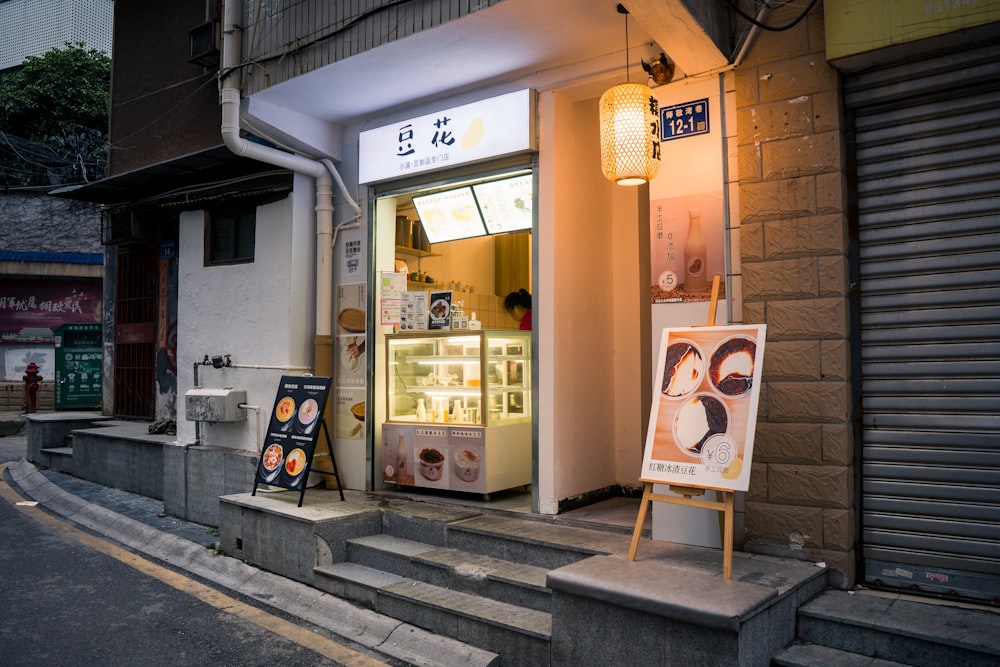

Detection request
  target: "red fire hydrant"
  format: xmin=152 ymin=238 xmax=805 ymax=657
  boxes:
xmin=23 ymin=362 xmax=42 ymax=413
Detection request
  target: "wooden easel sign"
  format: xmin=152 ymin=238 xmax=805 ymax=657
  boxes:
xmin=630 ymin=323 xmax=766 ymax=576
xmin=641 ymin=324 xmax=765 ymax=491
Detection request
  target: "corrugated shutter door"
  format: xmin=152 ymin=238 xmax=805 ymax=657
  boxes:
xmin=845 ymin=36 xmax=1000 ymax=602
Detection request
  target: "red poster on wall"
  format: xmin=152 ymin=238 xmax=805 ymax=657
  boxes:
xmin=0 ymin=280 xmax=101 ymax=342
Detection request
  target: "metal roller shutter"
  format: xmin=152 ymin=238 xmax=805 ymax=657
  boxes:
xmin=846 ymin=35 xmax=1000 ymax=602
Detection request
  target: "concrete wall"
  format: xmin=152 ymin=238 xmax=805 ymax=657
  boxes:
xmin=241 ymin=0 xmax=504 ymax=98
xmin=176 ymin=175 xmax=317 ymax=454
xmin=108 ymin=1 xmax=221 ymax=174
xmin=0 ymin=192 xmax=103 ymax=254
xmin=734 ymin=2 xmax=855 ymax=579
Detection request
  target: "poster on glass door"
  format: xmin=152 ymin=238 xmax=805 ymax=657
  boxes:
xmin=640 ymin=325 xmax=765 ymax=492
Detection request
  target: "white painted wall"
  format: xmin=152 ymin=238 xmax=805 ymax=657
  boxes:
xmin=176 ymin=175 xmax=317 ymax=452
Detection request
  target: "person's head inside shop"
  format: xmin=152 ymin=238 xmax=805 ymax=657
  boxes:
xmin=504 ymin=289 xmax=532 ymax=330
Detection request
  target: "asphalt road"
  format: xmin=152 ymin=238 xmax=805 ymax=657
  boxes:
xmin=0 ymin=455 xmax=393 ymax=667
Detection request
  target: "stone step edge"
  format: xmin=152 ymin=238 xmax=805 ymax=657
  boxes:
xmin=449 ymin=513 xmax=625 ymax=556
xmin=773 ymin=642 xmax=912 ymax=667
xmin=798 ymin=591 xmax=1000 ymax=656
xmin=349 ymin=533 xmax=550 ymax=591
xmin=316 ymin=561 xmax=552 ymax=639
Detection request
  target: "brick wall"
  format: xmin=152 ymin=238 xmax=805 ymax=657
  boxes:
xmin=0 ymin=381 xmax=54 ymax=412
xmin=734 ymin=2 xmax=855 ymax=581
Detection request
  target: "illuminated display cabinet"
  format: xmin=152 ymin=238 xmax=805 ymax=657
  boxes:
xmin=382 ymin=330 xmax=531 ymax=494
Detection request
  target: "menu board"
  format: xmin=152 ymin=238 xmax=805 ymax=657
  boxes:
xmin=256 ymin=376 xmax=332 ymax=492
xmin=428 ymin=290 xmax=453 ymax=330
xmin=640 ymin=325 xmax=765 ymax=492
xmin=473 ymin=174 xmax=533 ymax=234
xmin=411 ymin=187 xmax=487 ymax=243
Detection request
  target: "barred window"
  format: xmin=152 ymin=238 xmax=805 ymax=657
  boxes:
xmin=206 ymin=207 xmax=255 ymax=265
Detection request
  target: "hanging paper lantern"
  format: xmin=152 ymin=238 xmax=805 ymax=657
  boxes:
xmin=599 ymin=82 xmax=661 ymax=186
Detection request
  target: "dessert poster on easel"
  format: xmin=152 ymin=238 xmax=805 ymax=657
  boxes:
xmin=640 ymin=325 xmax=765 ymax=492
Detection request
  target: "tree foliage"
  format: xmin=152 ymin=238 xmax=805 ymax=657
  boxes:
xmin=0 ymin=42 xmax=110 ymax=187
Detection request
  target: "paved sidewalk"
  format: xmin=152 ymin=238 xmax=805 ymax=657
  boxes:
xmin=0 ymin=436 xmax=500 ymax=666
xmin=35 ymin=467 xmax=220 ymax=547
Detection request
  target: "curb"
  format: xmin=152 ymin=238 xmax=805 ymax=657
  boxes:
xmin=5 ymin=459 xmax=499 ymax=667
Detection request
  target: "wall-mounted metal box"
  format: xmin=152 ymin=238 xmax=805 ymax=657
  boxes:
xmin=184 ymin=387 xmax=247 ymax=422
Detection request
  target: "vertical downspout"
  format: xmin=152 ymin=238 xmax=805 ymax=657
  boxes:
xmin=220 ymin=0 xmax=333 ymax=342
xmin=220 ymin=0 xmax=341 ymax=481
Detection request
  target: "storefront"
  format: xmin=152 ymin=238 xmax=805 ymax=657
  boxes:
xmin=344 ymin=90 xmax=540 ymax=505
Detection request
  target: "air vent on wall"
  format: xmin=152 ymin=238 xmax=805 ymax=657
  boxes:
xmin=189 ymin=21 xmax=220 ymax=68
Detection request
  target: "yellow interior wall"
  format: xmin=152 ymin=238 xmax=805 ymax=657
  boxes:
xmin=536 ymin=89 xmax=650 ymax=512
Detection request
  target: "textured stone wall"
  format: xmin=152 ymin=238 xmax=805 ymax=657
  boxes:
xmin=0 ymin=192 xmax=102 ymax=254
xmin=734 ymin=3 xmax=855 ymax=581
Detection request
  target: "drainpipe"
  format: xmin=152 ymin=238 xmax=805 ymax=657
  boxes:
xmin=220 ymin=0 xmax=361 ymax=482
xmin=220 ymin=3 xmax=332 ymax=341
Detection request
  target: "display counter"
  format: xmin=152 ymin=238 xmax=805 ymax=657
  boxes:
xmin=382 ymin=330 xmax=531 ymax=494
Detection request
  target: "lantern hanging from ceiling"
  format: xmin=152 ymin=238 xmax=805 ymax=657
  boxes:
xmin=599 ymin=3 xmax=661 ymax=186
xmin=600 ymin=82 xmax=660 ymax=185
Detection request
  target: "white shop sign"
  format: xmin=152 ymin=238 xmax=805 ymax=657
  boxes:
xmin=358 ymin=89 xmax=535 ymax=184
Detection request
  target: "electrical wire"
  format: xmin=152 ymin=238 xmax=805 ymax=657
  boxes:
xmin=238 ymin=0 xmax=418 ymax=70
xmin=724 ymin=0 xmax=820 ymax=32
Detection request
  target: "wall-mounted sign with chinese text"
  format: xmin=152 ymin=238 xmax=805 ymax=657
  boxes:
xmin=358 ymin=89 xmax=536 ymax=184
xmin=0 ymin=279 xmax=101 ymax=343
xmin=640 ymin=325 xmax=765 ymax=492
xmin=660 ymin=98 xmax=710 ymax=142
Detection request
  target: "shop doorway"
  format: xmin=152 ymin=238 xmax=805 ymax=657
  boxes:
xmin=369 ymin=166 xmax=536 ymax=510
xmin=112 ymin=244 xmax=158 ymax=419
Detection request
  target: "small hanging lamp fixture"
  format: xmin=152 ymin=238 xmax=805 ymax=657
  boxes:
xmin=600 ymin=4 xmax=661 ymax=186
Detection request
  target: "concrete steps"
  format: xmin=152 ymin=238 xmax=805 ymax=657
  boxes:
xmin=313 ymin=509 xmax=636 ymax=666
xmin=344 ymin=533 xmax=552 ymax=611
xmin=317 ymin=561 xmax=550 ymax=666
xmin=772 ymin=590 xmax=1000 ymax=667
xmin=446 ymin=513 xmax=631 ymax=568
xmin=311 ymin=503 xmax=828 ymax=666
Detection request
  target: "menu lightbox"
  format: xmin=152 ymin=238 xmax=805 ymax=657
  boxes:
xmin=411 ymin=187 xmax=488 ymax=243
xmin=472 ymin=173 xmax=533 ymax=234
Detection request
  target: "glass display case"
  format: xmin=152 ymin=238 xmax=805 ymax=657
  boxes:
xmin=385 ymin=330 xmax=531 ymax=426
xmin=382 ymin=330 xmax=531 ymax=494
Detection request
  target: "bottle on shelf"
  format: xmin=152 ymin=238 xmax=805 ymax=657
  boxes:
xmin=415 ymin=398 xmax=427 ymax=421
xmin=684 ymin=209 xmax=709 ymax=292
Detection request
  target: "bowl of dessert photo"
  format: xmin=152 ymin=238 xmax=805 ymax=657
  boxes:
xmin=418 ymin=447 xmax=445 ymax=481
xmin=260 ymin=443 xmax=283 ymax=482
xmin=284 ymin=448 xmax=307 ymax=478
xmin=709 ymin=334 xmax=757 ymax=399
xmin=452 ymin=448 xmax=481 ymax=483
xmin=297 ymin=398 xmax=320 ymax=434
xmin=661 ymin=338 xmax=705 ymax=399
xmin=672 ymin=392 xmax=730 ymax=457
xmin=274 ymin=396 xmax=296 ymax=427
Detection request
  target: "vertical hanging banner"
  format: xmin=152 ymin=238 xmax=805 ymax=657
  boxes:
xmin=640 ymin=325 xmax=765 ymax=492
xmin=256 ymin=376 xmax=332 ymax=492
xmin=649 ymin=78 xmax=725 ymax=304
